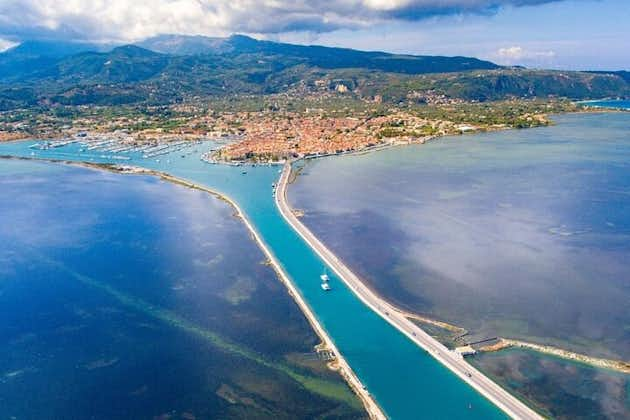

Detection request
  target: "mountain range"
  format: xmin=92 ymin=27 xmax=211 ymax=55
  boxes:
xmin=0 ymin=34 xmax=628 ymax=109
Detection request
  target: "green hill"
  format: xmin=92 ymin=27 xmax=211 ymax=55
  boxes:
xmin=0 ymin=35 xmax=628 ymax=109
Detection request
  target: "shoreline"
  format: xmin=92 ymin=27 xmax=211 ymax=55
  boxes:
xmin=1 ymin=106 xmax=622 ymax=167
xmin=0 ymin=156 xmax=385 ymax=420
xmin=276 ymin=162 xmax=543 ymax=420
xmin=205 ymin=106 xmax=627 ymax=166
xmin=407 ymin=312 xmax=630 ymax=375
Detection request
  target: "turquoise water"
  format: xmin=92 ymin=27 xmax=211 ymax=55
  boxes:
xmin=0 ymin=143 xmax=505 ymax=418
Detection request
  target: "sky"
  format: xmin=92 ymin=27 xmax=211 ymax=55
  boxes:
xmin=0 ymin=0 xmax=628 ymax=70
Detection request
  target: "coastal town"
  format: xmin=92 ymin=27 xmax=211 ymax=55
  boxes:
xmin=0 ymin=96 xmax=574 ymax=164
xmin=1 ymin=2 xmax=629 ymax=415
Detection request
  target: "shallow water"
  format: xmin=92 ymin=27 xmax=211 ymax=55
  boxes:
xmin=0 ymin=159 xmax=363 ymax=419
xmin=0 ymin=142 xmax=506 ymax=417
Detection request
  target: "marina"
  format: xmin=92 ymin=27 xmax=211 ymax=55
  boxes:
xmin=27 ymin=132 xmax=240 ymax=163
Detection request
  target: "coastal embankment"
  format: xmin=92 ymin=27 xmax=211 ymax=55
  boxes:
xmin=276 ymin=162 xmax=543 ymax=420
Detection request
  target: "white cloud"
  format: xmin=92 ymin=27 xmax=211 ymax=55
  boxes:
xmin=0 ymin=0 xmax=562 ymax=42
xmin=495 ymin=45 xmax=556 ymax=65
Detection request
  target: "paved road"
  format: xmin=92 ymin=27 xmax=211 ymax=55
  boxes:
xmin=276 ymin=163 xmax=542 ymax=420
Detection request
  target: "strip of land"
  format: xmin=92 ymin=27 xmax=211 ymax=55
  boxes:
xmin=478 ymin=339 xmax=630 ymax=374
xmin=399 ymin=310 xmax=467 ymax=334
xmin=276 ymin=162 xmax=543 ymax=420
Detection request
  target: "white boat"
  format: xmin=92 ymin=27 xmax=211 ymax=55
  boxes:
xmin=321 ymin=282 xmax=331 ymax=291
xmin=320 ymin=274 xmax=329 ymax=282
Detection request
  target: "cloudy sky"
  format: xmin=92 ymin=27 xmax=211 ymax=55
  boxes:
xmin=0 ymin=0 xmax=628 ymax=69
